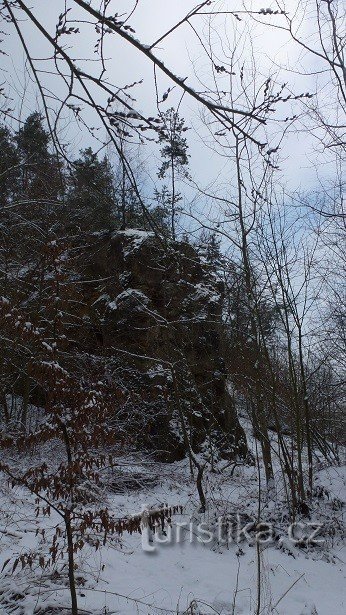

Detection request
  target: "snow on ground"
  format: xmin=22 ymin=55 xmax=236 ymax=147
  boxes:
xmin=0 ymin=425 xmax=345 ymax=614
xmin=77 ymin=459 xmax=345 ymax=615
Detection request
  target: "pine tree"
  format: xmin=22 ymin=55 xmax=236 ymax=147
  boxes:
xmin=0 ymin=125 xmax=19 ymax=206
xmin=158 ymin=108 xmax=190 ymax=240
xmin=0 ymin=126 xmax=20 ymax=305
xmin=68 ymin=147 xmax=115 ymax=233
xmin=15 ymin=112 xmax=62 ymax=201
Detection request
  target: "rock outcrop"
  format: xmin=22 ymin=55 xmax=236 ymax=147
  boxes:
xmin=79 ymin=229 xmax=247 ymax=461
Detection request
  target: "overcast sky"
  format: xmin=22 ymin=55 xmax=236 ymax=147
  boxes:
xmin=1 ymin=0 xmax=339 ymax=222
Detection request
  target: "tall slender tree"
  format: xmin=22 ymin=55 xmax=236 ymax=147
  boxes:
xmin=158 ymin=108 xmax=190 ymax=241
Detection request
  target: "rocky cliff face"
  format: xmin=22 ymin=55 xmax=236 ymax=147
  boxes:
xmin=79 ymin=229 xmax=247 ymax=461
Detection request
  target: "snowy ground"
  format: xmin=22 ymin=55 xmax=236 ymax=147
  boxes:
xmin=0 ymin=424 xmax=345 ymax=614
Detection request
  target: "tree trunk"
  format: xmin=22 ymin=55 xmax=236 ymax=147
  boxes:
xmin=65 ymin=511 xmax=78 ymax=615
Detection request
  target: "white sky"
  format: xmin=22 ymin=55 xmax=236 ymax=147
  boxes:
xmin=0 ymin=0 xmax=341 ymax=212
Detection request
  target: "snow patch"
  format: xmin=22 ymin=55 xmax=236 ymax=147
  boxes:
xmin=115 ymin=229 xmax=155 ymax=256
xmin=108 ymin=288 xmax=150 ymax=311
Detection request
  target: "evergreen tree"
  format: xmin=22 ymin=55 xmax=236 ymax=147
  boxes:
xmin=68 ymin=147 xmax=115 ymax=232
xmin=15 ymin=112 xmax=62 ymax=201
xmin=197 ymin=230 xmax=224 ymax=268
xmin=150 ymin=186 xmax=173 ymax=236
xmin=0 ymin=125 xmax=19 ymax=206
xmin=113 ymin=167 xmax=145 ymax=231
xmin=158 ymin=108 xmax=190 ymax=240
